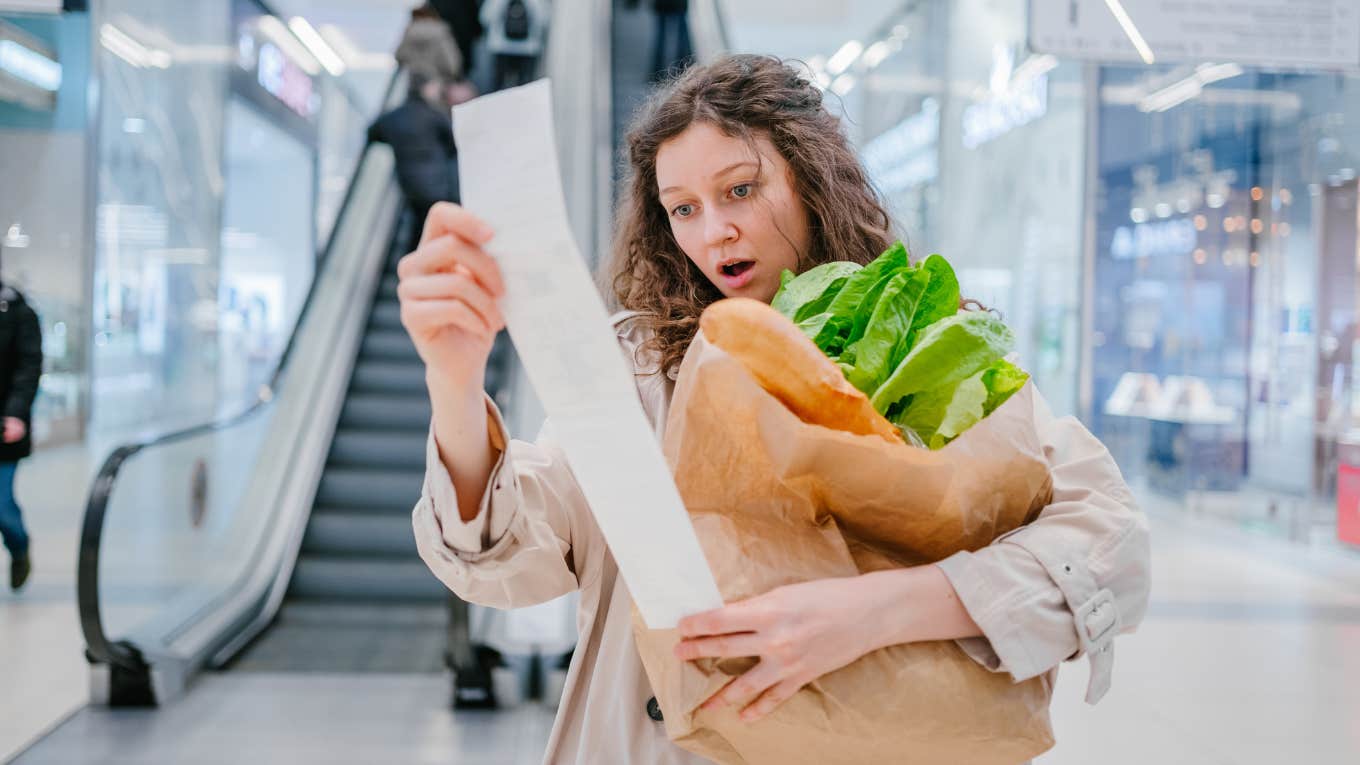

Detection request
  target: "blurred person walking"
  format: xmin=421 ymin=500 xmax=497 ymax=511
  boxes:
xmin=648 ymin=0 xmax=693 ymax=81
xmin=0 ymin=272 xmax=41 ymax=593
xmin=368 ymin=72 xmax=461 ymax=254
xmin=430 ymin=0 xmax=485 ymax=80
xmin=396 ymin=3 xmax=465 ymax=85
xmin=480 ymin=0 xmax=548 ymax=90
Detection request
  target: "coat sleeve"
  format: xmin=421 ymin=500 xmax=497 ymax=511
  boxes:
xmin=412 ymin=393 xmax=604 ymax=610
xmin=5 ymin=304 xmax=42 ymax=421
xmin=934 ymin=389 xmax=1151 ymax=704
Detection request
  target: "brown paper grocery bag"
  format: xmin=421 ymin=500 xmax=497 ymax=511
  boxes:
xmin=632 ymin=319 xmax=1057 ymax=764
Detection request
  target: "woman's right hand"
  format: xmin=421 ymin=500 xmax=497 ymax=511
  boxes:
xmin=398 ymin=202 xmax=507 ymax=390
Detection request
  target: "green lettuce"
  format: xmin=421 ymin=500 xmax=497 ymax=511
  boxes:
xmin=772 ymin=261 xmax=861 ymax=322
xmin=765 ymin=243 xmax=1028 ymax=449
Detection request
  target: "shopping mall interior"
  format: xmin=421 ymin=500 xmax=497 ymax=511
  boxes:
xmin=1 ymin=0 xmax=1358 ymax=762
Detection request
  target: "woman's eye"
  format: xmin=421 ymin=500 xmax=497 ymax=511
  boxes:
xmin=731 ymin=183 xmax=752 ymax=199
xmin=673 ymin=204 xmax=695 ymax=218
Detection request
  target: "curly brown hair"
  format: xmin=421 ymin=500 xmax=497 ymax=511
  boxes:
xmin=605 ymin=54 xmax=897 ymax=377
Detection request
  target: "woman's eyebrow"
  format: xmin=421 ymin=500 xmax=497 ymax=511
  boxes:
xmin=660 ymin=161 xmax=760 ymax=196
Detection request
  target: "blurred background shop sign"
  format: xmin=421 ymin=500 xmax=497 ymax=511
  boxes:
xmin=1029 ymin=0 xmax=1360 ymax=69
xmin=235 ymin=14 xmax=319 ymax=121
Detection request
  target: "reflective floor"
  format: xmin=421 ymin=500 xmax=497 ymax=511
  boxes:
xmin=5 ymin=458 xmax=1360 ymax=763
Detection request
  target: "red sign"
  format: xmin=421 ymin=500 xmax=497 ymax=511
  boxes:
xmin=1337 ymin=463 xmax=1360 ymax=546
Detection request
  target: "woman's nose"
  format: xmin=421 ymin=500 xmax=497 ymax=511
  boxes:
xmin=703 ymin=210 xmax=738 ymax=248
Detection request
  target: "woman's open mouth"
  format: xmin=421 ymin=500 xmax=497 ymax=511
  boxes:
xmin=718 ymin=260 xmax=757 ymax=289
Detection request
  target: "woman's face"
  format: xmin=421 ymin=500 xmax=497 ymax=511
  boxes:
xmin=656 ymin=122 xmax=812 ymax=304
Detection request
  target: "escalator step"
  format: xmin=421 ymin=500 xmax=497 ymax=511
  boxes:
xmin=360 ymin=330 xmax=422 ymax=363
xmin=340 ymin=393 xmax=432 ymax=430
xmin=350 ymin=360 xmax=429 ymax=395
xmin=303 ymin=513 xmax=419 ymax=557
xmin=315 ymin=467 xmax=425 ymax=512
xmin=288 ymin=556 xmax=448 ymax=602
xmin=330 ymin=428 xmax=427 ymax=469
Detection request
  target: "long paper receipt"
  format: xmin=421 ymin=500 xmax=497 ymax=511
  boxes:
xmin=453 ymin=80 xmax=723 ymax=628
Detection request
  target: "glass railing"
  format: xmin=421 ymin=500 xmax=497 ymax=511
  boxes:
xmin=78 ymin=71 xmax=407 ymax=705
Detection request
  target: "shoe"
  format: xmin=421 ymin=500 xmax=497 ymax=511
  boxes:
xmin=10 ymin=553 xmax=30 ymax=591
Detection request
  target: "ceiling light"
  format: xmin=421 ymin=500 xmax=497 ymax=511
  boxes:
xmin=861 ymin=40 xmax=894 ymax=69
xmin=256 ymin=15 xmax=320 ymax=76
xmin=827 ymin=40 xmax=864 ymax=75
xmin=288 ymin=17 xmax=344 ymax=77
xmin=830 ymin=73 xmax=856 ymax=96
xmin=0 ymin=39 xmax=61 ymax=91
xmin=1103 ymin=0 xmax=1155 ymax=64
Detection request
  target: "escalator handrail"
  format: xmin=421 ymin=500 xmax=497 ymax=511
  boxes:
xmin=79 ymin=69 xmax=406 ymax=672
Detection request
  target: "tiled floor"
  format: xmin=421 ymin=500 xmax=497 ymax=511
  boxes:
xmin=0 ymin=440 xmax=100 ymax=763
xmin=12 ymin=674 xmax=557 ymax=765
xmin=7 ymin=458 xmax=1360 ymax=763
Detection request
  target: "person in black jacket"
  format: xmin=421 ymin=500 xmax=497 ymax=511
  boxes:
xmin=429 ymin=0 xmax=484 ymax=79
xmin=0 ymin=279 xmax=41 ymax=592
xmin=638 ymin=0 xmax=692 ymax=81
xmin=368 ymin=72 xmax=461 ymax=254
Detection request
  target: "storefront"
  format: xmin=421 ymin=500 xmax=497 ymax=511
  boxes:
xmin=741 ymin=0 xmax=1360 ymax=549
xmin=87 ymin=0 xmax=368 ymax=434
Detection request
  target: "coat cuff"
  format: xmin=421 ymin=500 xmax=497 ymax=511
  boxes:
xmin=935 ymin=550 xmax=1047 ymax=681
xmin=423 ymin=392 xmax=517 ymax=557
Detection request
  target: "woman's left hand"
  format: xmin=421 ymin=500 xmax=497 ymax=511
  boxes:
xmin=674 ymin=576 xmax=888 ymax=723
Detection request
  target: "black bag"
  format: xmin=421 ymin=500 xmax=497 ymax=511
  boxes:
xmin=503 ymin=0 xmax=530 ymax=40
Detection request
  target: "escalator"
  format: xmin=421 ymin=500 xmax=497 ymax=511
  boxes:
xmin=34 ymin=1 xmax=723 ymax=760
xmin=230 ymin=241 xmax=458 ymax=674
xmin=70 ymin=68 xmax=477 ymax=706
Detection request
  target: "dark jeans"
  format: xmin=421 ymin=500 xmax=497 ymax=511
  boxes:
xmin=494 ymin=53 xmax=538 ymax=90
xmin=652 ymin=11 xmax=693 ymax=80
xmin=0 ymin=461 xmax=28 ymax=558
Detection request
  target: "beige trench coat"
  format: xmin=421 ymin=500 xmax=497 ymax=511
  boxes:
xmin=413 ymin=313 xmax=1152 ymax=765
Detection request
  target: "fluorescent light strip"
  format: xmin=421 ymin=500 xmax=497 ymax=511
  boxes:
xmin=0 ymin=39 xmax=62 ymax=91
xmin=289 ymin=16 xmax=345 ymax=77
xmin=1011 ymin=53 xmax=1058 ymax=85
xmin=100 ymin=24 xmax=149 ymax=68
xmin=1103 ymin=0 xmax=1155 ymax=64
xmin=100 ymin=24 xmax=171 ymax=69
xmin=1138 ymin=62 xmax=1246 ymax=112
xmin=256 ymin=15 xmax=321 ymax=76
xmin=861 ymin=40 xmax=894 ymax=69
xmin=318 ymin=25 xmax=394 ymax=71
xmin=827 ymin=40 xmax=863 ymax=75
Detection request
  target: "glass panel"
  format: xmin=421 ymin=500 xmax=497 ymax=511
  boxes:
xmin=218 ymin=97 xmax=317 ymax=410
xmin=97 ymin=411 xmax=275 ymax=642
xmin=90 ymin=1 xmax=233 ymax=435
xmin=0 ymin=13 xmax=92 ymax=446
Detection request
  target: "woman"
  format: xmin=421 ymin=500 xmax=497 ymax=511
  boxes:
xmin=395 ymin=4 xmax=464 ymax=86
xmin=403 ymin=55 xmax=1150 ymax=763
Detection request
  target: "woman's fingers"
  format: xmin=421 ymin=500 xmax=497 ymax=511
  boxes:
xmin=398 ymin=234 xmax=506 ymax=297
xmin=401 ymin=299 xmax=494 ymax=338
xmin=673 ymin=632 xmax=763 ymax=662
xmin=399 ymin=270 xmax=505 ymax=331
xmin=739 ymin=677 xmax=806 ymax=722
xmin=700 ymin=659 xmax=782 ymax=712
xmin=677 ymin=599 xmax=766 ymax=639
xmin=419 ymin=201 xmax=493 ymax=248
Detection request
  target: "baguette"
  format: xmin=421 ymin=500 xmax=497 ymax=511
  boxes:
xmin=699 ymin=298 xmax=903 ymax=444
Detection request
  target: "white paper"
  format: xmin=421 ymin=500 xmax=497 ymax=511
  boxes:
xmin=453 ymin=80 xmax=723 ymax=628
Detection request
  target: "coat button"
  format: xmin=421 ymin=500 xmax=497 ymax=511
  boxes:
xmin=646 ymin=696 xmax=664 ymax=722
